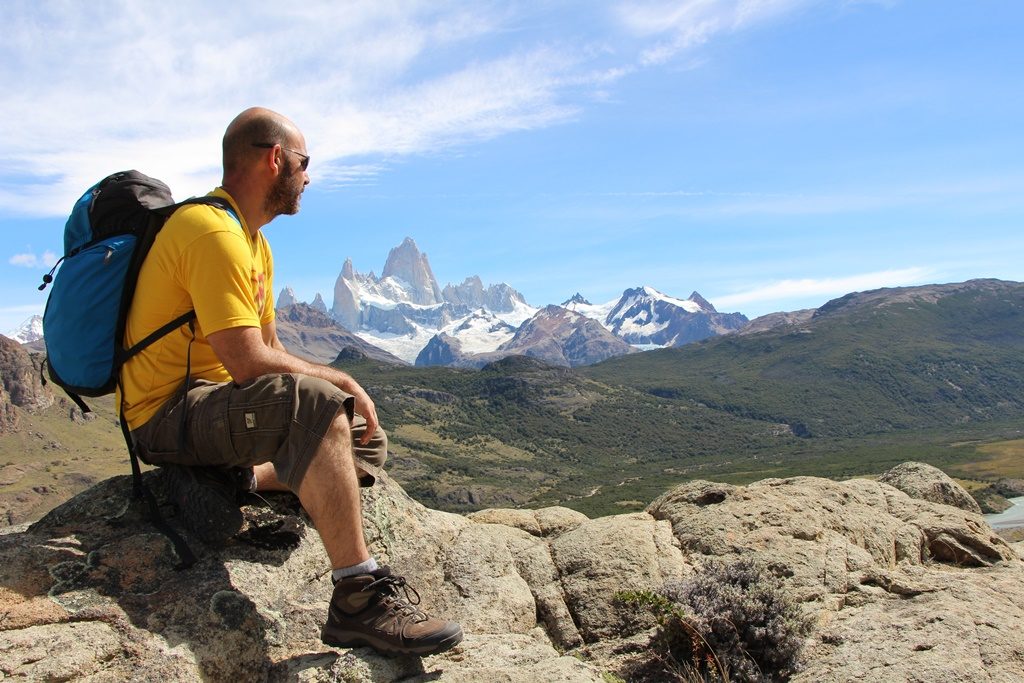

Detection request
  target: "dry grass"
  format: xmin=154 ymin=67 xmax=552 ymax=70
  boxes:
xmin=956 ymin=439 xmax=1024 ymax=480
xmin=391 ymin=423 xmax=536 ymax=463
xmin=0 ymin=395 xmax=136 ymax=523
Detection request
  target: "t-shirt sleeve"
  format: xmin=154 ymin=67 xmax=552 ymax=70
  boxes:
xmin=180 ymin=230 xmax=262 ymax=336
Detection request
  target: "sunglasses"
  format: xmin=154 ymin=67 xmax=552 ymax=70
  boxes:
xmin=252 ymin=142 xmax=310 ymax=171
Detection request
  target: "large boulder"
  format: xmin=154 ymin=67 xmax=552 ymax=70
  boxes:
xmin=878 ymin=461 xmax=982 ymax=513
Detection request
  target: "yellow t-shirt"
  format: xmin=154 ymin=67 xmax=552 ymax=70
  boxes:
xmin=120 ymin=188 xmax=274 ymax=429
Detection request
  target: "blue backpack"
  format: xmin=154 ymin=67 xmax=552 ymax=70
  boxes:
xmin=41 ymin=170 xmax=233 ymax=407
xmin=40 ymin=170 xmax=236 ymax=568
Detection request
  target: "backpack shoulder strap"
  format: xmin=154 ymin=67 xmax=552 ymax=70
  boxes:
xmin=155 ymin=195 xmax=240 ymax=224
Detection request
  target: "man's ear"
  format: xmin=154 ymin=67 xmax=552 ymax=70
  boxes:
xmin=258 ymin=144 xmax=283 ymax=176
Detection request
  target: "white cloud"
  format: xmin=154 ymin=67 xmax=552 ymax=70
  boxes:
xmin=0 ymin=0 xmax=822 ymax=218
xmin=615 ymin=0 xmax=814 ymax=65
xmin=711 ymin=267 xmax=935 ymax=310
xmin=9 ymin=250 xmax=58 ymax=269
xmin=0 ymin=2 xmax=608 ymax=217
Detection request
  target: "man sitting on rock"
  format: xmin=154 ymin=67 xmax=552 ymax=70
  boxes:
xmin=120 ymin=106 xmax=463 ymax=657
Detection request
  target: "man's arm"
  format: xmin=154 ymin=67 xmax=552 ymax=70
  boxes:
xmin=207 ymin=324 xmax=378 ymax=444
xmin=261 ymin=318 xmax=288 ymax=352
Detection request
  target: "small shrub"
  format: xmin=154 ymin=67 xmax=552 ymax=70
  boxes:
xmin=618 ymin=557 xmax=812 ymax=683
xmin=618 ymin=589 xmax=729 ymax=682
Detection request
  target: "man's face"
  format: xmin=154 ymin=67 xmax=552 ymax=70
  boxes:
xmin=265 ymin=148 xmax=308 ymax=217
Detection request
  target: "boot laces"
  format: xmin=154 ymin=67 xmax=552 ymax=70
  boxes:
xmin=364 ymin=575 xmax=428 ymax=622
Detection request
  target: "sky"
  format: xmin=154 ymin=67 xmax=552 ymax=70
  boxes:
xmin=2 ymin=0 xmax=1022 ymax=335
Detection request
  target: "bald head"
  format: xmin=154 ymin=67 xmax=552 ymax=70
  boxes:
xmin=219 ymin=107 xmax=310 ymax=232
xmin=222 ymin=107 xmax=302 ymax=178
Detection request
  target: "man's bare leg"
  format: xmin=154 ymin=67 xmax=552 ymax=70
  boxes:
xmin=312 ymin=411 xmax=464 ymax=655
xmin=293 ymin=412 xmax=370 ymax=569
xmin=254 ymin=462 xmax=368 ymax=493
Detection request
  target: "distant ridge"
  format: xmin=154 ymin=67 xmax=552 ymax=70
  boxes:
xmin=584 ymin=278 xmax=1024 ymax=438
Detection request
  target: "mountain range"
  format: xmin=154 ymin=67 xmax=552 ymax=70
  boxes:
xmin=8 ymin=238 xmax=754 ymax=367
xmin=275 ymin=237 xmax=749 ymax=366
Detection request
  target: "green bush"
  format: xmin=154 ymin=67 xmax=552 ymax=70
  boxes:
xmin=619 ymin=557 xmax=812 ymax=683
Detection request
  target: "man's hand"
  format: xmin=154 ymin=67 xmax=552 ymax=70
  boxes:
xmin=349 ymin=387 xmax=379 ymax=445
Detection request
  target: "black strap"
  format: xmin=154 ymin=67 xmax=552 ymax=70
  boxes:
xmin=41 ymin=358 xmax=91 ymax=413
xmin=154 ymin=195 xmax=236 ymax=219
xmin=118 ymin=380 xmax=196 ymax=570
xmin=178 ymin=320 xmax=196 ymax=450
xmin=119 ymin=310 xmax=196 ymax=364
xmin=109 ymin=195 xmax=236 ymax=571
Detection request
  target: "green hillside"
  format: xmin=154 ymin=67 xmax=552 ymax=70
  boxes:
xmin=344 ymin=280 xmax=1024 ymax=516
xmin=583 ymin=279 xmax=1024 ymax=438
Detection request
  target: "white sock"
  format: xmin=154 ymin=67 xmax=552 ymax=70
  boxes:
xmin=332 ymin=557 xmax=379 ymax=582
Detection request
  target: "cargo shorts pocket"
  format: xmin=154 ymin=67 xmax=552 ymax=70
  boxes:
xmin=222 ymin=374 xmax=297 ymax=465
xmin=134 ymin=380 xmax=239 ymax=467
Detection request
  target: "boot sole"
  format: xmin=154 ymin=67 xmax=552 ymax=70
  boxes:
xmin=321 ymin=624 xmax=463 ymax=657
xmin=163 ymin=465 xmax=243 ymax=544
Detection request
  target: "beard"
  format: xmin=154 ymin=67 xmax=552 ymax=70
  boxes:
xmin=264 ymin=161 xmax=303 ymax=217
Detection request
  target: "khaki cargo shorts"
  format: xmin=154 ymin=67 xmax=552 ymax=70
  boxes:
xmin=131 ymin=373 xmax=386 ymax=490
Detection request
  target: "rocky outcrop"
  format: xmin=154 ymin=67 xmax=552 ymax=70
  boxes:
xmin=739 ymin=308 xmax=816 ymax=335
xmin=0 ymin=335 xmax=55 ymax=432
xmin=415 ymin=333 xmax=464 ymax=367
xmin=0 ymin=463 xmax=1021 ymax=681
xmin=277 ymin=286 xmax=297 ymax=309
xmin=310 ymin=293 xmax=328 ymax=315
xmin=380 ymin=237 xmax=444 ymax=306
xmin=7 ymin=316 xmax=44 ymax=345
xmin=331 ymin=259 xmax=362 ymax=330
xmin=443 ymin=277 xmax=526 ymax=313
xmin=417 ymin=306 xmax=637 ymax=369
xmin=878 ymin=461 xmax=982 ymax=513
xmin=647 ymin=475 xmax=1022 ymax=682
xmin=603 ymin=286 xmax=748 ymax=347
xmin=561 ymin=293 xmax=591 ymax=307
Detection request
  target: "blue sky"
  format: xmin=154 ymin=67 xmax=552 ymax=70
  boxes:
xmin=2 ymin=0 xmax=1022 ymax=334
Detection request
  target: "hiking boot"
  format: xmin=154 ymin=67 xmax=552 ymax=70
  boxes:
xmin=162 ymin=464 xmax=251 ymax=544
xmin=321 ymin=566 xmax=464 ymax=657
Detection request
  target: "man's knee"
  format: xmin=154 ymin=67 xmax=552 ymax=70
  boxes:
xmin=274 ymin=374 xmax=355 ymax=490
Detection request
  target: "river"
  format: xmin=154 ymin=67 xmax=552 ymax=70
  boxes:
xmin=984 ymin=496 xmax=1024 ymax=530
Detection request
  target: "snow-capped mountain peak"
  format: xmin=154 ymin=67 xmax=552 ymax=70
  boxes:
xmin=567 ymin=285 xmax=747 ymax=348
xmin=562 ymin=293 xmax=591 ymax=307
xmin=8 ymin=315 xmax=43 ymax=344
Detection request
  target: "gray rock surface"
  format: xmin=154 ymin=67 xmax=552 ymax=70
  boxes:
xmin=878 ymin=461 xmax=982 ymax=513
xmin=380 ymin=237 xmax=444 ymax=306
xmin=497 ymin=305 xmax=637 ymax=367
xmin=277 ymin=286 xmax=297 ymax=308
xmin=442 ymin=277 xmax=526 ymax=313
xmin=0 ymin=462 xmax=1021 ymax=682
xmin=603 ymin=286 xmax=748 ymax=347
xmin=739 ymin=308 xmax=816 ymax=335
